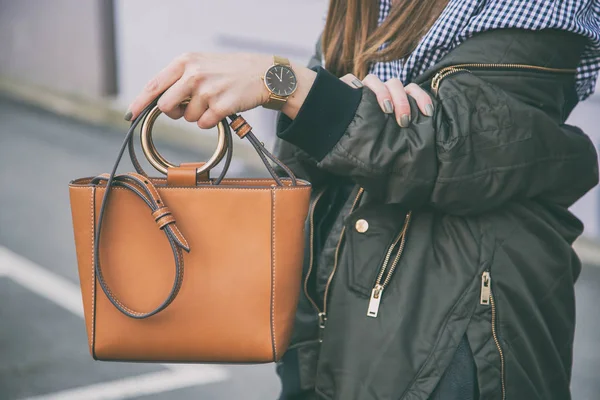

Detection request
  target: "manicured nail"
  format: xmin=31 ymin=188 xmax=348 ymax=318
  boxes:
xmin=352 ymin=79 xmax=364 ymax=88
xmin=425 ymin=103 xmax=434 ymax=117
xmin=400 ymin=114 xmax=410 ymax=127
xmin=124 ymin=110 xmax=133 ymax=121
xmin=383 ymin=99 xmax=394 ymax=114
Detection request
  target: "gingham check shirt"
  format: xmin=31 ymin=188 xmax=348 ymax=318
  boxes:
xmin=370 ymin=0 xmax=600 ymax=100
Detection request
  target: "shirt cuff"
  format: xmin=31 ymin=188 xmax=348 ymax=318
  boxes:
xmin=276 ymin=67 xmax=363 ymax=161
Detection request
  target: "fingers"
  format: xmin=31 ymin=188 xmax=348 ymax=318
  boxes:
xmin=384 ymin=78 xmax=411 ymax=127
xmin=156 ymin=78 xmax=191 ymax=120
xmin=197 ymin=107 xmax=222 ymax=130
xmin=363 ymin=74 xmax=394 ymax=115
xmin=197 ymin=98 xmax=231 ymax=129
xmin=126 ymin=55 xmax=188 ymax=120
xmin=182 ymin=92 xmax=208 ymax=123
xmin=340 ymin=73 xmax=364 ymax=89
xmin=405 ymin=83 xmax=434 ymax=117
xmin=362 ymin=75 xmax=434 ymax=127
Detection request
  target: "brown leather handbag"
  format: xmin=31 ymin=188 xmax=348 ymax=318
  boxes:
xmin=68 ymin=98 xmax=311 ymax=363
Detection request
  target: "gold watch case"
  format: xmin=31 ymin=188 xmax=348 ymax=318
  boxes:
xmin=262 ymin=56 xmax=297 ymax=110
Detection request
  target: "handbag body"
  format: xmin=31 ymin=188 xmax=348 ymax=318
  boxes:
xmin=69 ymin=100 xmax=311 ymax=363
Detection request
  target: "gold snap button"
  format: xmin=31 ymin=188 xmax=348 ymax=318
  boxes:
xmin=355 ymin=219 xmax=369 ymax=233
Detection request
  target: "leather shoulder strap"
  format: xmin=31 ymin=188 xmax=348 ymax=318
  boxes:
xmin=91 ymin=172 xmax=189 ymax=319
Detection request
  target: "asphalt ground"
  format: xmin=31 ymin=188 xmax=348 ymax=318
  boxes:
xmin=0 ymin=94 xmax=599 ymax=399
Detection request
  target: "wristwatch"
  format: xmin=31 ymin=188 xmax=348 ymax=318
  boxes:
xmin=262 ymin=56 xmax=297 ymax=110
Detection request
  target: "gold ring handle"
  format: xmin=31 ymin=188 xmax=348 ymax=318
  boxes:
xmin=140 ymin=100 xmax=227 ymax=175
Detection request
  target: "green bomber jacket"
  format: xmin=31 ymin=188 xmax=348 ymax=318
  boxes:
xmin=273 ymin=28 xmax=599 ymax=400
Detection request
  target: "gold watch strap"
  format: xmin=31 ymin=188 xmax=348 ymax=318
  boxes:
xmin=263 ymin=56 xmax=292 ymax=111
xmin=263 ymin=95 xmax=287 ymax=110
xmin=273 ymin=55 xmax=290 ymax=66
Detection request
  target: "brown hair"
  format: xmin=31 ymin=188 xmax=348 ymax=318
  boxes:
xmin=322 ymin=0 xmax=450 ymax=79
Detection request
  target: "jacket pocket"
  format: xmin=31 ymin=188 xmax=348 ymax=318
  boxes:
xmin=345 ymin=203 xmax=408 ymax=298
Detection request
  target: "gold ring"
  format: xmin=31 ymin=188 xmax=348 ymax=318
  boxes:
xmin=140 ymin=100 xmax=227 ymax=175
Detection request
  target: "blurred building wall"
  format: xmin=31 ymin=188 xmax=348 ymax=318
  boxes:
xmin=113 ymin=0 xmax=328 ymax=148
xmin=0 ymin=0 xmax=117 ymax=97
xmin=114 ymin=0 xmax=327 ymax=105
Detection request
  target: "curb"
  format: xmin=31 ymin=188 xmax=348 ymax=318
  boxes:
xmin=0 ymin=75 xmax=264 ymax=169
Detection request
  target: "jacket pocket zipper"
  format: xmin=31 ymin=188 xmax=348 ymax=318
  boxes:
xmin=302 ymin=187 xmax=327 ymax=324
xmin=481 ymin=271 xmax=506 ymax=400
xmin=367 ymin=211 xmax=412 ymax=318
xmin=431 ymin=63 xmax=577 ymax=95
xmin=304 ymin=187 xmax=365 ymax=339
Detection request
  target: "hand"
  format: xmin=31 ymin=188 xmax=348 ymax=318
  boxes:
xmin=126 ymin=52 xmax=316 ymax=128
xmin=126 ymin=53 xmax=271 ymax=128
xmin=340 ymin=74 xmax=434 ymax=127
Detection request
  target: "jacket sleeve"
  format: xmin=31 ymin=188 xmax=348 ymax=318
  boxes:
xmin=277 ymin=68 xmax=599 ymax=215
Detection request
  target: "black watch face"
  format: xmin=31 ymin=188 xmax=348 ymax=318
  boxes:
xmin=265 ymin=65 xmax=297 ymax=96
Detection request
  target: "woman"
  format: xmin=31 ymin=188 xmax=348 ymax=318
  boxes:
xmin=126 ymin=0 xmax=600 ymax=398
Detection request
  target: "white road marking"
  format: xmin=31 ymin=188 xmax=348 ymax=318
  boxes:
xmin=0 ymin=258 xmax=9 ymax=276
xmin=21 ymin=367 xmax=227 ymax=400
xmin=0 ymin=247 xmax=85 ymax=317
xmin=0 ymin=246 xmax=229 ymax=400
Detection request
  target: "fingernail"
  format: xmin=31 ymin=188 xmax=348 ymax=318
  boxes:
xmin=383 ymin=99 xmax=394 ymax=114
xmin=124 ymin=110 xmax=133 ymax=121
xmin=352 ymin=79 xmax=364 ymax=88
xmin=400 ymin=114 xmax=410 ymax=127
xmin=425 ymin=103 xmax=434 ymax=117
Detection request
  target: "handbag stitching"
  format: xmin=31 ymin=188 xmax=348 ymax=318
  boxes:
xmin=130 ymin=178 xmax=311 ymax=187
xmin=90 ymin=186 xmax=96 ymax=354
xmin=270 ymin=188 xmax=278 ymax=361
xmin=152 ymin=178 xmax=303 ymax=183
xmin=69 ymin=185 xmax=311 ymax=192
xmin=168 ymin=225 xmax=189 ymax=250
xmin=175 ymin=247 xmax=185 ymax=304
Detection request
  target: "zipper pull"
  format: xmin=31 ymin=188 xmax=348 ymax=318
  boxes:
xmin=318 ymin=312 xmax=327 ymax=329
xmin=318 ymin=312 xmax=327 ymax=341
xmin=367 ymin=284 xmax=384 ymax=318
xmin=480 ymin=272 xmax=491 ymax=305
xmin=431 ymin=72 xmax=442 ymax=95
xmin=431 ymin=67 xmax=470 ymax=95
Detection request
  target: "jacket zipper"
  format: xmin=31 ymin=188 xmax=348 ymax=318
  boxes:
xmin=428 ymin=63 xmax=570 ymax=398
xmin=431 ymin=63 xmax=576 ymax=95
xmin=303 ymin=188 xmax=327 ymax=320
xmin=367 ymin=211 xmax=412 ymax=318
xmin=304 ymin=187 xmax=365 ymax=339
xmin=481 ymin=271 xmax=506 ymax=400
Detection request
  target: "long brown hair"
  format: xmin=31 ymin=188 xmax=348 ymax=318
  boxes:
xmin=322 ymin=0 xmax=450 ymax=78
